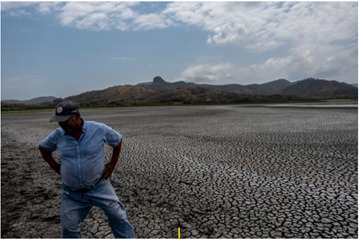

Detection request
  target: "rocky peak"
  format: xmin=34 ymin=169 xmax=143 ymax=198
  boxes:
xmin=153 ymin=76 xmax=168 ymax=85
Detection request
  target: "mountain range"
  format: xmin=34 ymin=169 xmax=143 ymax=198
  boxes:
xmin=65 ymin=77 xmax=358 ymax=106
xmin=2 ymin=77 xmax=358 ymax=107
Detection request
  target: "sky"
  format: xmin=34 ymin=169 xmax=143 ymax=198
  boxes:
xmin=1 ymin=1 xmax=358 ymax=100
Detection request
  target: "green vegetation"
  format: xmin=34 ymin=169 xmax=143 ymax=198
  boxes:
xmin=1 ymin=104 xmax=52 ymax=112
xmin=2 ymin=96 xmax=356 ymax=112
xmin=323 ymin=99 xmax=358 ymax=104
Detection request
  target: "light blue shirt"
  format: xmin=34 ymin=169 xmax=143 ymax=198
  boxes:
xmin=40 ymin=120 xmax=122 ymax=190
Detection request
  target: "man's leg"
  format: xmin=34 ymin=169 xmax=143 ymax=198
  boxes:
xmin=87 ymin=179 xmax=135 ymax=238
xmin=61 ymin=185 xmax=92 ymax=238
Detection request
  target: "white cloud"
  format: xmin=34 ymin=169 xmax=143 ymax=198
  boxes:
xmin=1 ymin=2 xmax=36 ymax=11
xmin=1 ymin=2 xmax=35 ymax=17
xmin=175 ymin=63 xmax=237 ymax=84
xmin=38 ymin=2 xmax=62 ymax=14
xmin=164 ymin=2 xmax=358 ymax=52
xmin=56 ymin=2 xmax=139 ymax=30
xmin=55 ymin=2 xmax=173 ymax=31
xmin=132 ymin=13 xmax=172 ymax=30
xmin=59 ymin=2 xmax=104 ymax=27
xmin=164 ymin=2 xmax=274 ymax=48
xmin=2 ymin=2 xmax=357 ymax=85
xmin=3 ymin=2 xmax=356 ymax=50
xmin=273 ymin=2 xmax=358 ymax=45
xmin=167 ymin=2 xmax=357 ymax=84
xmin=177 ymin=42 xmax=358 ymax=85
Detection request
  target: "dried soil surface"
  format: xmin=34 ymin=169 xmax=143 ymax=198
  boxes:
xmin=1 ymin=105 xmax=357 ymax=238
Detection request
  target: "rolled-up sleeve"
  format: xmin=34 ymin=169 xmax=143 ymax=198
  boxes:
xmin=103 ymin=124 xmax=122 ymax=147
xmin=40 ymin=129 xmax=61 ymax=153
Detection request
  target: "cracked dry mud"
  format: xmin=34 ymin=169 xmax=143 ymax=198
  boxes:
xmin=1 ymin=105 xmax=357 ymax=238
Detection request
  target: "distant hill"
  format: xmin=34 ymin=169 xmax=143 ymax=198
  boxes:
xmin=2 ymin=77 xmax=357 ymax=109
xmin=282 ymin=78 xmax=358 ymax=99
xmin=2 ymin=96 xmax=57 ymax=105
xmin=198 ymin=79 xmax=293 ymax=95
xmin=66 ymin=76 xmax=357 ymax=107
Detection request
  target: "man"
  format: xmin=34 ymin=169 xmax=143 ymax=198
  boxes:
xmin=39 ymin=101 xmax=135 ymax=238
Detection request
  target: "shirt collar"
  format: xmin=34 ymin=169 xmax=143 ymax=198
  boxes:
xmin=82 ymin=119 xmax=87 ymax=132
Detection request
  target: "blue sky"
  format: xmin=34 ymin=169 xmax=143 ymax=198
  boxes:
xmin=1 ymin=1 xmax=358 ymax=100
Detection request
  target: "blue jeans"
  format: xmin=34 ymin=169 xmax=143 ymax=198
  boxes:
xmin=61 ymin=179 xmax=135 ymax=238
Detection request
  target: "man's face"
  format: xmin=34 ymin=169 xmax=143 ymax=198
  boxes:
xmin=58 ymin=115 xmax=81 ymax=134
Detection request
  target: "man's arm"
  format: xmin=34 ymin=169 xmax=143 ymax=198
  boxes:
xmin=101 ymin=140 xmax=122 ymax=179
xmin=39 ymin=145 xmax=61 ymax=174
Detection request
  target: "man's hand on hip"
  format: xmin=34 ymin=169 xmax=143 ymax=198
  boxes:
xmin=101 ymin=162 xmax=116 ymax=179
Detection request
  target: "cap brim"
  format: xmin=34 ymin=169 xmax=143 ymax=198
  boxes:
xmin=49 ymin=115 xmax=72 ymax=122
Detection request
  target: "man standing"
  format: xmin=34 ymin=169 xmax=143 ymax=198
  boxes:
xmin=39 ymin=101 xmax=135 ymax=238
